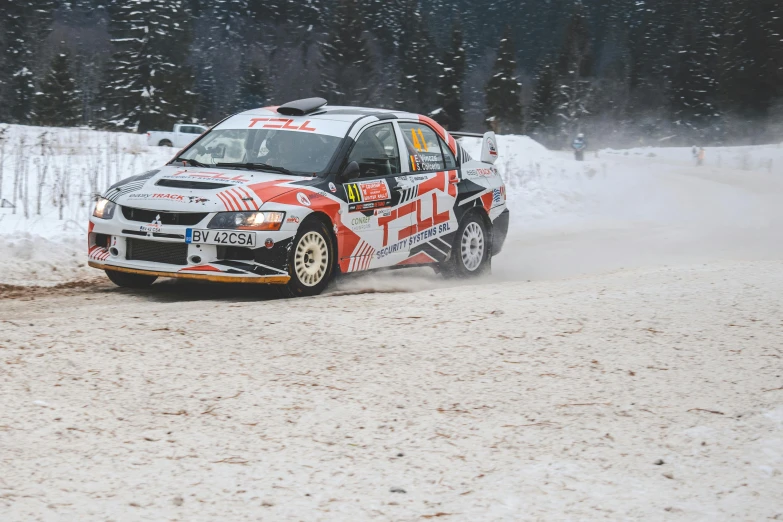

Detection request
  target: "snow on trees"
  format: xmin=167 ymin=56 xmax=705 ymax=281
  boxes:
xmin=433 ymin=21 xmax=466 ymax=131
xmin=484 ymin=27 xmax=523 ymax=134
xmin=317 ymin=0 xmax=375 ymax=106
xmin=98 ymin=0 xmax=196 ymax=133
xmin=34 ymin=53 xmax=81 ymax=127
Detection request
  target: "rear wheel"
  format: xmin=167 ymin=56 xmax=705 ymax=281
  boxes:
xmin=158 ymin=139 xmax=172 ymax=147
xmin=441 ymin=212 xmax=491 ymax=278
xmin=105 ymin=269 xmax=157 ymax=288
xmin=279 ymin=220 xmax=334 ymax=298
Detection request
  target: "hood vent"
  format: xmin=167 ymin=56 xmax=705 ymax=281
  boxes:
xmin=157 ymin=179 xmax=233 ymax=190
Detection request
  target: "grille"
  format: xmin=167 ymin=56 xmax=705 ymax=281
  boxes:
xmin=126 ymin=238 xmax=188 ymax=265
xmin=122 ymin=206 xmax=208 ymax=226
xmin=156 ymin=179 xmax=232 ymax=190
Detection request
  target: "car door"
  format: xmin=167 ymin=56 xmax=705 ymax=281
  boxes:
xmin=338 ymin=121 xmax=412 ymax=271
xmin=391 ymin=121 xmax=460 ymax=265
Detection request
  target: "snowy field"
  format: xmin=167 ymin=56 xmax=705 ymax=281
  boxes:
xmin=1 ymin=125 xmax=783 ymax=520
xmin=0 ymin=125 xmax=172 ymax=285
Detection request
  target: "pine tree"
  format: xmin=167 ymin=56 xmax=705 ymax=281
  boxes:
xmin=98 ymin=0 xmax=197 ymax=132
xmin=190 ymin=0 xmax=252 ymax=122
xmin=553 ymin=2 xmax=594 ymax=144
xmin=669 ymin=0 xmax=723 ymax=142
xmin=433 ymin=20 xmax=466 ymax=130
xmin=318 ymin=0 xmax=374 ymax=106
xmin=34 ymin=53 xmax=82 ymax=127
xmin=396 ymin=0 xmax=438 ymax=113
xmin=0 ymin=0 xmax=56 ymax=124
xmin=529 ymin=61 xmax=558 ymax=144
xmin=719 ymin=0 xmax=783 ymax=141
xmin=484 ymin=27 xmax=523 ymax=134
xmin=237 ymin=62 xmax=269 ymax=111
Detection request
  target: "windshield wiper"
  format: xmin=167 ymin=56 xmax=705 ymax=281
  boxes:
xmin=171 ymin=157 xmax=208 ymax=167
xmin=215 ymin=162 xmax=294 ymax=175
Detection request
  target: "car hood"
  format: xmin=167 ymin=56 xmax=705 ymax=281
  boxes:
xmin=104 ymin=165 xmax=309 ymax=212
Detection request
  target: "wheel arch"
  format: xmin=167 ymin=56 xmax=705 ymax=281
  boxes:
xmin=300 ymin=210 xmax=340 ymax=273
xmin=460 ymin=204 xmax=494 ymax=253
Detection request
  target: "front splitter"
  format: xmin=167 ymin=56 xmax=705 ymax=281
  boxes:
xmin=90 ymin=261 xmax=291 ymax=285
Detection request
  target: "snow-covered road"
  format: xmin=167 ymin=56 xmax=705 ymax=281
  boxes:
xmin=2 ymin=261 xmax=782 ymax=520
xmin=2 ymin=130 xmax=783 ymax=520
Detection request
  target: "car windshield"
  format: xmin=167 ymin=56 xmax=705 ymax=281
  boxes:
xmin=177 ymin=126 xmax=344 ymax=176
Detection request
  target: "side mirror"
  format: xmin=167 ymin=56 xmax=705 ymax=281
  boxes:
xmin=480 ymin=131 xmax=499 ymax=164
xmin=340 ymin=161 xmax=360 ymax=183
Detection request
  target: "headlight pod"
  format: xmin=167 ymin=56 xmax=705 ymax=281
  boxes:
xmin=93 ymin=197 xmax=116 ymax=220
xmin=207 ymin=211 xmax=286 ymax=231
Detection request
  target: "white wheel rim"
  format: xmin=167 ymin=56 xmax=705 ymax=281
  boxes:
xmin=460 ymin=222 xmax=485 ymax=272
xmin=294 ymin=231 xmax=329 ymax=287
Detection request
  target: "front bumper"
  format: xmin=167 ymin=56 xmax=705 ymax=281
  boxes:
xmin=89 ymin=212 xmax=295 ymax=284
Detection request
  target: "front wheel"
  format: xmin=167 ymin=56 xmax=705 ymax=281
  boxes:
xmin=279 ymin=220 xmax=335 ymax=298
xmin=441 ymin=212 xmax=491 ymax=278
xmin=105 ymin=269 xmax=157 ymax=288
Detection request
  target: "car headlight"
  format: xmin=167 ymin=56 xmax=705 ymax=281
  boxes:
xmin=207 ymin=211 xmax=286 ymax=231
xmin=93 ymin=197 xmax=116 ymax=220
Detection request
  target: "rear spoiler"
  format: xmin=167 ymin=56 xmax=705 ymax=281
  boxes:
xmin=449 ymin=132 xmax=484 ymax=139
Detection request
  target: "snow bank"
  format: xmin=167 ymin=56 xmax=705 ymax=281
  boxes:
xmin=0 ymin=234 xmax=95 ymax=286
xmin=0 ymin=124 xmax=172 ymax=285
xmin=460 ymin=135 xmax=599 ymax=224
xmin=1 ymin=124 xmax=782 ymax=286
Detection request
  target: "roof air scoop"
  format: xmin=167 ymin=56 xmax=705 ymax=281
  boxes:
xmin=277 ymin=97 xmax=328 ymax=116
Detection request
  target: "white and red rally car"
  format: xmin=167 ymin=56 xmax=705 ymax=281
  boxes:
xmin=89 ymin=98 xmax=509 ymax=297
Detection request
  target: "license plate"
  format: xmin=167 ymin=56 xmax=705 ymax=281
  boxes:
xmin=186 ymin=229 xmax=256 ymax=247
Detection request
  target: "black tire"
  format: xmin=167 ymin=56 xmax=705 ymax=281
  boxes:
xmin=279 ymin=220 xmax=335 ymax=298
xmin=105 ymin=269 xmax=158 ymax=288
xmin=159 ymin=140 xmax=173 ymax=147
xmin=441 ymin=212 xmax=491 ymax=278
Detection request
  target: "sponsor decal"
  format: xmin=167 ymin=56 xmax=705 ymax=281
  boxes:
xmin=344 ymin=180 xmax=391 ymax=204
xmin=395 ymin=174 xmax=431 ymax=184
xmin=169 ymin=171 xmax=250 ymax=183
xmin=248 ymin=117 xmax=317 ymax=132
xmin=375 ymin=208 xmax=392 ymax=217
xmin=493 ymin=187 xmax=502 ymax=204
xmin=350 ymin=215 xmax=372 ymax=230
xmin=296 ymin=192 xmax=311 ymax=206
xmin=377 ymin=191 xmax=451 ymax=246
xmin=328 ymin=182 xmax=337 ymax=193
xmin=487 ymin=137 xmax=498 ymax=157
xmin=286 ymin=216 xmax=300 ymax=224
xmin=349 ymin=200 xmax=388 ymax=212
xmin=140 ymin=214 xmax=163 ymax=236
xmin=466 ymin=168 xmax=494 ymax=177
xmin=376 ymin=222 xmax=452 ymax=260
xmin=127 ymin=193 xmax=210 ymax=204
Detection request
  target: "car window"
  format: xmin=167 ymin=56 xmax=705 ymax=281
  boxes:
xmin=179 ymin=128 xmax=342 ymax=176
xmin=183 ymin=126 xmax=201 ymax=134
xmin=399 ymin=122 xmax=446 ymax=172
xmin=440 ymin=137 xmax=457 ymax=169
xmin=347 ymin=123 xmax=401 ymax=178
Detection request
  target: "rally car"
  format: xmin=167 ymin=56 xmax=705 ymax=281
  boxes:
xmin=89 ymin=98 xmax=509 ymax=297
